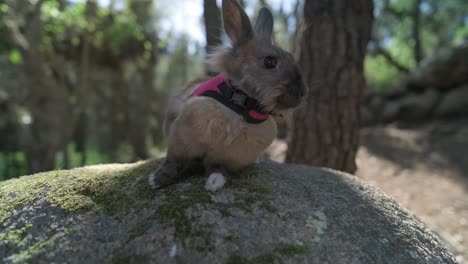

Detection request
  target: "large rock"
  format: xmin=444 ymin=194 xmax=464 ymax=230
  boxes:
xmin=397 ymin=89 xmax=441 ymax=121
xmin=407 ymin=41 xmax=468 ymax=90
xmin=361 ymin=105 xmax=378 ymax=127
xmin=0 ymin=161 xmax=458 ymax=264
xmin=435 ymin=84 xmax=468 ymax=117
xmin=368 ymin=95 xmax=386 ymax=113
xmin=381 ymin=101 xmax=401 ymax=123
xmin=378 ymin=89 xmax=440 ymax=123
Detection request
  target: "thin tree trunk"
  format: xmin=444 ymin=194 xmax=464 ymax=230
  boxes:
xmin=292 ymin=0 xmax=301 ymax=55
xmin=412 ymin=0 xmax=423 ymax=63
xmin=286 ymin=0 xmax=374 ymax=174
xmin=238 ymin=0 xmax=245 ymax=8
xmin=127 ymin=0 xmax=158 ymax=160
xmin=63 ymin=146 xmax=70 ymax=169
xmin=129 ymin=63 xmax=154 ymax=160
xmin=13 ymin=0 xmax=77 ymax=173
xmin=110 ymin=74 xmax=127 ymax=161
xmin=203 ymin=0 xmax=221 ymax=51
xmin=203 ymin=0 xmax=222 ymax=74
xmin=73 ymin=112 xmax=87 ymax=166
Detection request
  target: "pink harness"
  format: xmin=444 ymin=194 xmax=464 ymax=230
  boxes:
xmin=192 ymin=75 xmax=270 ymax=123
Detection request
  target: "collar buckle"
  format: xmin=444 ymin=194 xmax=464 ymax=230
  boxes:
xmin=231 ymin=92 xmax=247 ymax=106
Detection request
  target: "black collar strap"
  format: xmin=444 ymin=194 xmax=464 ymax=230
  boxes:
xmin=199 ymin=81 xmax=270 ymax=124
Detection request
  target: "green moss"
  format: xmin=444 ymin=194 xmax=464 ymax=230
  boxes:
xmin=1 ymin=160 xmax=278 ymax=258
xmin=128 ymin=221 xmax=154 ymax=241
xmin=141 ymin=164 xmax=276 ymax=255
xmin=275 ymin=243 xmax=311 ymax=256
xmin=226 ymin=254 xmax=283 ymax=264
xmin=224 ymin=235 xmax=240 ymax=243
xmin=260 ymin=201 xmax=278 ymax=214
xmin=117 ymin=175 xmax=216 ymax=251
xmin=230 ymin=177 xmax=273 ymax=214
xmin=0 ymin=160 xmax=160 ymax=224
xmin=0 ymin=160 xmax=277 ymax=225
xmin=151 ymin=164 xmax=275 ymax=237
xmin=8 ymin=232 xmax=64 ymax=264
xmin=156 ymin=177 xmax=212 ymax=238
xmin=0 ymin=224 xmax=33 ymax=245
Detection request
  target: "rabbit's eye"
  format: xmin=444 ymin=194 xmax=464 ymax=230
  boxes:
xmin=264 ymin=56 xmax=278 ymax=69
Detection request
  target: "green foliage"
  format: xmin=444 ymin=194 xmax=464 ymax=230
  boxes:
xmin=54 ymin=143 xmax=113 ymax=171
xmin=0 ymin=144 xmax=112 ymax=182
xmin=40 ymin=0 xmax=145 ymax=54
xmin=108 ymin=12 xmax=145 ymax=54
xmin=156 ymin=35 xmax=204 ymax=93
xmin=42 ymin=1 xmax=85 ymax=42
xmin=368 ymin=0 xmax=468 ymax=92
xmin=454 ymin=26 xmax=468 ymax=44
xmin=365 ymin=56 xmax=404 ymax=92
xmin=8 ymin=49 xmax=22 ymax=65
xmin=0 ymin=152 xmax=28 ymax=182
xmin=0 ymin=3 xmax=9 ymax=13
xmin=0 ymin=0 xmax=165 ymax=181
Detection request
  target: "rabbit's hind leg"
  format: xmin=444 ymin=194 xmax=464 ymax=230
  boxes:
xmin=149 ymin=156 xmax=204 ymax=188
xmin=204 ymin=163 xmax=230 ymax=192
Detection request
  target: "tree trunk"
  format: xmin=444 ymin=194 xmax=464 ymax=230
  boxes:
xmin=63 ymin=145 xmax=70 ymax=169
xmin=286 ymin=0 xmax=374 ymax=174
xmin=238 ymin=0 xmax=245 ymax=8
xmin=203 ymin=0 xmax=222 ymax=75
xmin=291 ymin=0 xmax=301 ymax=55
xmin=127 ymin=0 xmax=158 ymax=160
xmin=9 ymin=0 xmax=78 ymax=174
xmin=412 ymin=0 xmax=423 ymax=63
xmin=109 ymin=73 xmax=128 ymax=161
xmin=73 ymin=112 xmax=88 ymax=166
xmin=203 ymin=0 xmax=222 ymax=53
xmin=129 ymin=62 xmax=154 ymax=161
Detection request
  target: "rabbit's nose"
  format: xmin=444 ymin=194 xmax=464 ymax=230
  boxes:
xmin=288 ymin=72 xmax=306 ymax=98
xmin=289 ymin=85 xmax=305 ymax=97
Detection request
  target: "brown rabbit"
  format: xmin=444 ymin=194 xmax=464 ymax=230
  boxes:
xmin=149 ymin=0 xmax=305 ymax=191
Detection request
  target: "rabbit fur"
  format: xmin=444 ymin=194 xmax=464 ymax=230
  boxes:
xmin=149 ymin=0 xmax=305 ymax=191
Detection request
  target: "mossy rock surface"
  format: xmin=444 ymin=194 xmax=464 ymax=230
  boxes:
xmin=0 ymin=160 xmax=458 ymax=264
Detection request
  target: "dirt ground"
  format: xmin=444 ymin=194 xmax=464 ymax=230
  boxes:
xmin=266 ymin=118 xmax=468 ymax=263
xmin=358 ymin=120 xmax=468 ymax=263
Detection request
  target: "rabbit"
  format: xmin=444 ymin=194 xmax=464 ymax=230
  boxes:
xmin=149 ymin=0 xmax=306 ymax=192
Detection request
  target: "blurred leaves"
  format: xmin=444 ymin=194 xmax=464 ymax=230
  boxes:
xmin=8 ymin=49 xmax=22 ymax=64
xmin=0 ymin=0 xmax=165 ymax=178
xmin=367 ymin=0 xmax=468 ymax=91
xmin=0 ymin=3 xmax=8 ymax=13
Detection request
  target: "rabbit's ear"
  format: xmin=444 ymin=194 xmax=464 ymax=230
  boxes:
xmin=254 ymin=7 xmax=274 ymax=40
xmin=222 ymin=0 xmax=254 ymax=46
